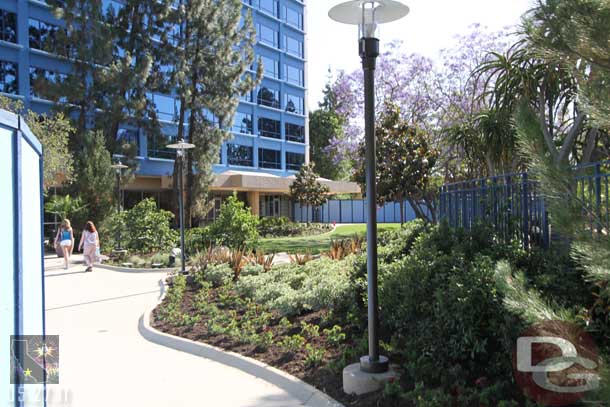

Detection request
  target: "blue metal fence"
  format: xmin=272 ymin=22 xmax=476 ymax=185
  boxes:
xmin=293 ymin=199 xmax=421 ymax=224
xmin=438 ymin=161 xmax=610 ymax=248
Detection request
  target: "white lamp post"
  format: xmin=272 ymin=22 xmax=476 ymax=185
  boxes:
xmin=329 ymin=0 xmax=409 ymax=381
xmin=167 ymin=138 xmax=195 ymax=273
xmin=110 ymin=160 xmax=128 ymax=250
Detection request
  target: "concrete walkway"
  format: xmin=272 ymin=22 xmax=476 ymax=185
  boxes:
xmin=44 ymin=255 xmax=324 ymax=407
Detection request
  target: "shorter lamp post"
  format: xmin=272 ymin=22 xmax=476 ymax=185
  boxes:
xmin=110 ymin=160 xmax=128 ymax=250
xmin=167 ymin=138 xmax=195 ymax=274
xmin=329 ymin=0 xmax=409 ymax=393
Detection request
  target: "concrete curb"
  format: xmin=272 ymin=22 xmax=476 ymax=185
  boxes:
xmin=95 ymin=263 xmax=178 ymax=274
xmin=139 ymin=280 xmax=344 ymax=407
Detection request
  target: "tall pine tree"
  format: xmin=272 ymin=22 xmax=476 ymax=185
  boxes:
xmin=170 ymin=0 xmax=262 ymax=223
xmin=48 ymin=0 xmax=114 ymax=143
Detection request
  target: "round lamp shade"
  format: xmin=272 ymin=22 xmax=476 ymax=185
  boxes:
xmin=328 ymin=0 xmax=409 ymax=26
xmin=166 ymin=139 xmax=195 ymax=151
xmin=110 ymin=162 xmax=128 ymax=170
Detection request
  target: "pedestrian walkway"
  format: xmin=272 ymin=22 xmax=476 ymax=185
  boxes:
xmin=44 ymin=255 xmax=320 ymax=407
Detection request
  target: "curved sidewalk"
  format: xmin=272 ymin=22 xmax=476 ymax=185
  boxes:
xmin=45 ymin=255 xmax=339 ymax=407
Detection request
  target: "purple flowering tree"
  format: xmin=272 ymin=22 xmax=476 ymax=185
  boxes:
xmin=329 ymin=24 xmax=512 ymax=179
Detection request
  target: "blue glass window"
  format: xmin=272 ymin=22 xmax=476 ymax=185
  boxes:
xmin=286 ymin=152 xmax=305 ymax=171
xmin=0 ymin=9 xmax=17 ymax=43
xmin=285 ymin=123 xmax=305 ymax=143
xmin=257 ymin=23 xmax=279 ymax=48
xmin=233 ymin=112 xmax=253 ymax=134
xmin=258 ymin=148 xmax=281 ymax=169
xmin=261 ymin=55 xmax=279 ymax=79
xmin=285 ymin=65 xmax=303 ymax=86
xmin=285 ymin=93 xmax=304 ymax=115
xmin=0 ymin=61 xmax=18 ymax=94
xmin=258 ymin=117 xmax=281 ymax=139
xmin=29 ymin=67 xmax=68 ymax=101
xmin=148 ymin=93 xmax=180 ymax=122
xmin=285 ymin=35 xmax=303 ymax=58
xmin=259 ymin=0 xmax=279 ymax=17
xmin=148 ymin=133 xmax=177 ymax=159
xmin=227 ymin=144 xmax=253 ymax=167
xmin=28 ymin=19 xmax=63 ymax=54
xmin=284 ymin=6 xmax=303 ymax=29
xmin=257 ymin=87 xmax=280 ymax=109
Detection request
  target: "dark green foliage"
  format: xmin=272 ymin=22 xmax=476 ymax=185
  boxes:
xmin=309 ymin=111 xmax=350 ymax=181
xmin=289 ymin=163 xmax=330 ymax=225
xmin=207 ymin=195 xmax=259 ymax=249
xmin=353 ymin=102 xmax=439 ymax=223
xmin=185 ymin=227 xmax=213 ymax=254
xmin=101 ymin=198 xmax=177 ymax=253
xmin=515 ymin=246 xmax=590 ymax=310
xmin=72 ymin=130 xmax=115 ymax=223
xmin=378 ymin=229 xmax=523 ymax=386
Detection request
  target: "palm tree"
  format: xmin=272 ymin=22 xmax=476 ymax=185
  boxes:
xmin=473 ymin=39 xmax=588 ymax=166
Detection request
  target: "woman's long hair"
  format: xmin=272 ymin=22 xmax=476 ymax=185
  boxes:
xmin=85 ymin=221 xmax=97 ymax=233
xmin=61 ymin=219 xmax=72 ymax=231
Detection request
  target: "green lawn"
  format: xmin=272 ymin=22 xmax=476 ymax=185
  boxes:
xmin=257 ymin=223 xmax=402 ymax=254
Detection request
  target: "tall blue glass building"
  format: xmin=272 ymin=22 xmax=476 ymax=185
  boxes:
xmin=0 ymin=0 xmax=355 ymax=220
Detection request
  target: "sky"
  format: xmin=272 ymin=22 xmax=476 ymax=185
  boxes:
xmin=307 ymin=0 xmax=534 ymax=108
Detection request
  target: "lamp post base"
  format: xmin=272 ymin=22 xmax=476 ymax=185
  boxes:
xmin=359 ymin=355 xmax=389 ymax=373
xmin=343 ymin=359 xmax=399 ymax=396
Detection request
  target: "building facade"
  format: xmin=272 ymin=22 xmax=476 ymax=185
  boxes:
xmin=0 ymin=0 xmax=357 ymax=220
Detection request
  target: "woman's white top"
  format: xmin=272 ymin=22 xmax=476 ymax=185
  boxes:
xmin=83 ymin=230 xmax=98 ymax=247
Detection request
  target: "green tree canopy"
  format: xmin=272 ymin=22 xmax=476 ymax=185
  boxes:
xmin=354 ymin=103 xmax=439 ymax=223
xmin=289 ymin=163 xmax=330 ymax=224
xmin=524 ymin=0 xmax=610 ymax=130
xmin=309 ymin=77 xmax=351 ymax=181
xmin=170 ymin=0 xmax=262 ymax=223
xmin=0 ymin=96 xmax=75 ymax=191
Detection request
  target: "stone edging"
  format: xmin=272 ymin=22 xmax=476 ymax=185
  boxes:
xmin=138 ymin=279 xmax=344 ymax=407
xmin=95 ymin=263 xmax=178 ymax=273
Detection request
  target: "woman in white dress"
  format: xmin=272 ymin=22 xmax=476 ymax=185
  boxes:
xmin=79 ymin=221 xmax=100 ymax=272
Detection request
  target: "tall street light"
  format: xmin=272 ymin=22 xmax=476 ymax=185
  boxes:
xmin=167 ymin=138 xmax=195 ymax=274
xmin=329 ymin=0 xmax=409 ymax=375
xmin=110 ymin=160 xmax=128 ymax=250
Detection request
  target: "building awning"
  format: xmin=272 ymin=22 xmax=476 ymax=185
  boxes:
xmin=211 ymin=170 xmax=360 ymax=195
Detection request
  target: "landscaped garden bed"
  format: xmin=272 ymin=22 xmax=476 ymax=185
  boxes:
xmin=152 ymin=221 xmax=610 ymax=406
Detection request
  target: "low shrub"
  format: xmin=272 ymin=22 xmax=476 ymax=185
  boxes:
xmin=203 ymin=264 xmax=233 ymax=287
xmin=236 ymin=258 xmax=355 ymax=316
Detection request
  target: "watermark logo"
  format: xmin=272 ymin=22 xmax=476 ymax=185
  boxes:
xmin=10 ymin=335 xmax=60 ymax=384
xmin=513 ymin=321 xmax=599 ymax=406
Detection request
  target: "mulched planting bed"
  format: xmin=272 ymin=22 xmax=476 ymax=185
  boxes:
xmin=151 ymin=278 xmax=405 ymax=407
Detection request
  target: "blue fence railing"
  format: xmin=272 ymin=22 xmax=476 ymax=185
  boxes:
xmin=438 ymin=161 xmax=610 ymax=248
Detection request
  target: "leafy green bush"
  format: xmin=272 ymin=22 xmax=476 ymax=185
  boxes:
xmin=101 ymin=198 xmax=178 ymax=253
xmin=207 ymin=195 xmax=259 ymax=248
xmin=185 ymin=227 xmax=212 ymax=254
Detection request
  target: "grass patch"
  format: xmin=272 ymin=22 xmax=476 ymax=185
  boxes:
xmin=257 ymin=224 xmax=401 ymax=254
